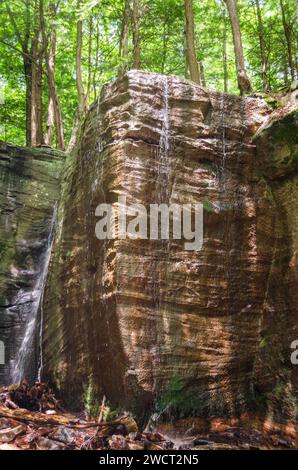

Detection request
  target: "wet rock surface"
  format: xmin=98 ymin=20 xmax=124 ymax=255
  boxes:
xmin=41 ymin=71 xmax=298 ymax=427
xmin=0 ymin=143 xmax=63 ymax=385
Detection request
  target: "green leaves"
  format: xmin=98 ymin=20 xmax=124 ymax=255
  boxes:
xmin=0 ymin=0 xmax=297 ymax=147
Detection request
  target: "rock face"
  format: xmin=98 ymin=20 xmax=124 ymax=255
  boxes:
xmin=0 ymin=143 xmax=63 ymax=385
xmin=42 ymin=71 xmax=298 ymax=424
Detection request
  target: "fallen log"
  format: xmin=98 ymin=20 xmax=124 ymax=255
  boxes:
xmin=0 ymin=405 xmax=97 ymax=429
xmin=0 ymin=405 xmax=139 ymax=434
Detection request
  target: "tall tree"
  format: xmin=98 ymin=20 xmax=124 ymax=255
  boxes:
xmin=5 ymin=1 xmax=34 ymax=145
xmin=6 ymin=0 xmax=45 ymax=147
xmin=76 ymin=8 xmax=87 ymax=114
xmin=280 ymin=0 xmax=295 ymax=82
xmin=40 ymin=0 xmax=64 ymax=149
xmin=68 ymin=1 xmax=89 ymax=152
xmin=119 ymin=0 xmax=130 ymax=74
xmin=131 ymin=0 xmax=141 ymax=69
xmin=1 ymin=0 xmax=297 ymax=146
xmin=184 ymin=0 xmax=201 ymax=84
xmin=222 ymin=4 xmax=228 ymax=93
xmin=30 ymin=5 xmax=40 ymax=147
xmin=93 ymin=14 xmax=100 ymax=100
xmin=225 ymin=0 xmax=251 ymax=94
xmin=255 ymin=0 xmax=268 ymax=91
xmin=36 ymin=0 xmax=45 ymax=146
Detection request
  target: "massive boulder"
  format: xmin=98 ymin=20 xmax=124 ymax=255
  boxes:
xmin=0 ymin=143 xmax=63 ymax=385
xmin=42 ymin=71 xmax=298 ymax=425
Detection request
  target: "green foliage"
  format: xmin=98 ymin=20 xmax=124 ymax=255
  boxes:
xmin=83 ymin=376 xmax=102 ymax=418
xmin=83 ymin=376 xmax=122 ymax=420
xmin=0 ymin=0 xmax=297 ymax=146
xmin=157 ymin=375 xmax=205 ymax=417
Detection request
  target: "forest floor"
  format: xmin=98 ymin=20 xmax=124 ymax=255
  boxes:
xmin=0 ymin=381 xmax=296 ymax=451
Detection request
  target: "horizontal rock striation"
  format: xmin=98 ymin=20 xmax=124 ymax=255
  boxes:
xmin=42 ymin=71 xmax=298 ymax=425
xmin=0 ymin=143 xmax=63 ymax=385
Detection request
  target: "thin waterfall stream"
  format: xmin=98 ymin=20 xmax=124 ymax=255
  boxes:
xmin=11 ymin=206 xmax=57 ymax=384
xmin=148 ymin=75 xmax=173 ymax=429
xmin=220 ymin=93 xmax=231 ymax=311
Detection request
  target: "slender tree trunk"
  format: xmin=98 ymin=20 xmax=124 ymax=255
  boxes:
xmin=44 ymin=4 xmax=64 ymax=148
xmin=223 ymin=7 xmax=228 ymax=93
xmin=76 ymin=14 xmax=87 ymax=113
xmin=86 ymin=15 xmax=93 ymax=105
xmin=255 ymin=0 xmax=268 ymax=91
xmin=24 ymin=59 xmax=33 ymax=146
xmin=24 ymin=0 xmax=33 ymax=146
xmin=46 ymin=98 xmax=55 ymax=146
xmin=119 ymin=0 xmax=130 ymax=74
xmin=131 ymin=0 xmax=141 ymax=69
xmin=40 ymin=0 xmax=64 ymax=149
xmin=93 ymin=17 xmax=100 ymax=100
xmin=30 ymin=0 xmax=45 ymax=147
xmin=225 ymin=0 xmax=251 ymax=95
xmin=36 ymin=51 xmax=44 ymax=145
xmin=283 ymin=55 xmax=289 ymax=85
xmin=200 ymin=62 xmax=206 ymax=87
xmin=68 ymin=2 xmax=88 ymax=152
xmin=280 ymin=0 xmax=295 ymax=82
xmin=6 ymin=1 xmax=34 ymax=146
xmin=44 ymin=24 xmax=55 ymax=147
xmin=31 ymin=25 xmax=39 ymax=147
xmin=184 ymin=0 xmax=201 ymax=84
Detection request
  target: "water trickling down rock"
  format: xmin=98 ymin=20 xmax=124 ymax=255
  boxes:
xmin=40 ymin=71 xmax=297 ymax=427
xmin=0 ymin=143 xmax=63 ymax=385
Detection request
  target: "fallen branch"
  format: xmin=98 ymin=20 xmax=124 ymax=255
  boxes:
xmin=0 ymin=405 xmax=98 ymax=429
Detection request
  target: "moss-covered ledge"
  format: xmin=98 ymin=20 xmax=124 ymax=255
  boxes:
xmin=253 ymin=107 xmax=298 ymax=180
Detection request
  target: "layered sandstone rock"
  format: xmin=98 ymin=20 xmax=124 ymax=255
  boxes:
xmin=42 ymin=71 xmax=298 ymax=424
xmin=0 ymin=143 xmax=63 ymax=385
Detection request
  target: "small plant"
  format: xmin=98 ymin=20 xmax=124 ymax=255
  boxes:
xmin=157 ymin=375 xmax=205 ymax=418
xmin=83 ymin=377 xmax=122 ymax=421
xmin=83 ymin=376 xmax=101 ymax=419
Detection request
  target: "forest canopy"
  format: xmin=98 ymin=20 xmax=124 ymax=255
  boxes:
xmin=0 ymin=0 xmax=297 ymax=148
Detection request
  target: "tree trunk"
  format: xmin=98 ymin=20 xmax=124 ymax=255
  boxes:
xmin=225 ymin=0 xmax=251 ymax=95
xmin=76 ymin=15 xmax=87 ymax=113
xmin=255 ymin=0 xmax=268 ymax=91
xmin=44 ymin=12 xmax=55 ymax=148
xmin=24 ymin=59 xmax=33 ymax=146
xmin=36 ymin=37 xmax=44 ymax=146
xmin=119 ymin=0 xmax=130 ymax=75
xmin=93 ymin=17 xmax=100 ymax=100
xmin=68 ymin=2 xmax=88 ymax=153
xmin=184 ymin=0 xmax=201 ymax=84
xmin=30 ymin=0 xmax=45 ymax=147
xmin=6 ymin=1 xmax=33 ymax=146
xmin=30 ymin=27 xmax=39 ymax=147
xmin=86 ymin=15 xmax=93 ymax=105
xmin=200 ymin=62 xmax=206 ymax=87
xmin=46 ymin=97 xmax=55 ymax=146
xmin=280 ymin=0 xmax=295 ymax=82
xmin=40 ymin=0 xmax=64 ymax=149
xmin=45 ymin=29 xmax=64 ymax=149
xmin=131 ymin=0 xmax=141 ymax=69
xmin=223 ymin=6 xmax=228 ymax=93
